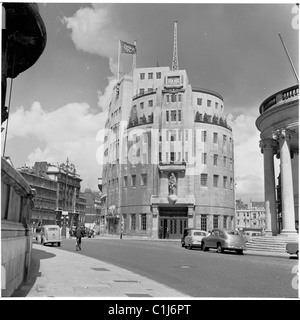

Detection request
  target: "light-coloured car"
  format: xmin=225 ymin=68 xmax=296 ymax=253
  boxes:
xmin=286 ymin=241 xmax=299 ymax=259
xmin=40 ymin=225 xmax=61 ymax=247
xmin=201 ymin=228 xmax=246 ymax=255
xmin=184 ymin=229 xmax=208 ymax=250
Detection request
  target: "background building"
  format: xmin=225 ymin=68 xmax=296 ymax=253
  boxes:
xmin=100 ymin=22 xmax=235 ymax=239
xmin=82 ymin=189 xmax=101 ymax=232
xmin=235 ymin=200 xmax=266 ymax=232
xmin=18 ymin=162 xmax=57 ymax=229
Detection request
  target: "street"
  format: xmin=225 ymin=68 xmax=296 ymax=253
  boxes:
xmin=56 ymin=237 xmax=298 ymax=298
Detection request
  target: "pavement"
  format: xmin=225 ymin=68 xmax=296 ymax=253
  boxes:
xmin=11 ymin=235 xmax=293 ymax=299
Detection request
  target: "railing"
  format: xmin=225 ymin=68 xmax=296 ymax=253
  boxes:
xmin=259 ymin=85 xmax=299 ymax=114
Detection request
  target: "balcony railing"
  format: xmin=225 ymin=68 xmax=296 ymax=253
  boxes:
xmin=259 ymin=85 xmax=299 ymax=114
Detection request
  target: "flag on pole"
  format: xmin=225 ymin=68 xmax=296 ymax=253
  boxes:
xmin=120 ymin=40 xmax=137 ymax=54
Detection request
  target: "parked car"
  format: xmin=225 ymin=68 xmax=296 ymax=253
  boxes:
xmin=201 ymin=228 xmax=246 ymax=255
xmin=183 ymin=229 xmax=208 ymax=249
xmin=181 ymin=228 xmax=202 ymax=247
xmin=39 ymin=225 xmax=61 ymax=247
xmin=286 ymin=241 xmax=299 ymax=259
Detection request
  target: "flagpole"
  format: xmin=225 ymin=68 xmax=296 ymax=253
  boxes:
xmin=132 ymin=40 xmax=137 ymax=71
xmin=117 ymin=39 xmax=121 ymax=81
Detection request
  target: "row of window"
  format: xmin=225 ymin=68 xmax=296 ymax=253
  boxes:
xmin=161 ymin=127 xmax=232 ymax=145
xmin=200 ymin=174 xmax=234 ymax=189
xmin=121 ymin=213 xmax=147 ymax=231
xmin=159 ymin=151 xmax=233 ymax=168
xmin=197 ymin=97 xmax=223 ymax=110
xmin=140 ymin=72 xmax=161 ymax=80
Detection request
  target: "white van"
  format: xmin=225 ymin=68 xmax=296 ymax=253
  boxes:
xmin=40 ymin=225 xmax=61 ymax=247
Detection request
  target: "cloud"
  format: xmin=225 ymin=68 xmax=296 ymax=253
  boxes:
xmin=8 ymin=101 xmax=107 ymax=190
xmin=62 ymin=4 xmax=127 ymax=75
xmin=228 ymin=113 xmax=265 ymax=201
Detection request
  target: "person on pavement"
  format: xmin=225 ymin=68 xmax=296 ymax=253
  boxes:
xmin=75 ymin=225 xmax=84 ymax=251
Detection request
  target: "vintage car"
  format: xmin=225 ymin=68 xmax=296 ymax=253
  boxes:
xmin=201 ymin=228 xmax=246 ymax=255
xmin=286 ymin=241 xmax=299 ymax=259
xmin=183 ymin=229 xmax=208 ymax=250
xmin=39 ymin=225 xmax=61 ymax=247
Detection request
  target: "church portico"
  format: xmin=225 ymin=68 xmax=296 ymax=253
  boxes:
xmin=256 ymin=85 xmax=299 ymax=236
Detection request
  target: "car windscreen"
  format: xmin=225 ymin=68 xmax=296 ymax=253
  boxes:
xmin=47 ymin=228 xmax=58 ymax=231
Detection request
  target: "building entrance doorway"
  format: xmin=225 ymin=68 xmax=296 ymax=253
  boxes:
xmin=158 ymin=207 xmax=188 ymax=239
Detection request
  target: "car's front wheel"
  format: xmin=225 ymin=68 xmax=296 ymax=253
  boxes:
xmin=216 ymin=243 xmax=223 ymax=254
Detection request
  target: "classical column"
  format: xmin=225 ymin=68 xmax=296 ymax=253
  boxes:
xmin=273 ymin=129 xmax=297 ymax=235
xmin=260 ymin=138 xmax=278 ymax=235
xmin=151 ymin=205 xmax=159 ymax=239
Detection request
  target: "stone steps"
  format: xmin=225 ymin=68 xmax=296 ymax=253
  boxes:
xmin=246 ymin=235 xmax=298 ymax=252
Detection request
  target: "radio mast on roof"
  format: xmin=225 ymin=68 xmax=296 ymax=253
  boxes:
xmin=172 ymin=21 xmax=179 ymax=71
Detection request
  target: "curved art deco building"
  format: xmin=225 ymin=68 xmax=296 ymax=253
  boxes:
xmin=101 ymin=67 xmax=235 ymax=239
xmin=256 ymin=85 xmax=299 ymax=236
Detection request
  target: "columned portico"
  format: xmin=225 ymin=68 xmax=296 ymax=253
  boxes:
xmin=260 ymin=138 xmax=278 ymax=235
xmin=273 ymin=129 xmax=297 ymax=235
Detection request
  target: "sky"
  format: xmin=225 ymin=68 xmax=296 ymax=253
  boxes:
xmin=1 ymin=1 xmax=299 ymax=202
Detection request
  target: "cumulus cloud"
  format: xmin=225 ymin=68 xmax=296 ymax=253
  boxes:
xmin=228 ymin=113 xmax=265 ymax=201
xmin=63 ymin=4 xmax=127 ymax=75
xmin=8 ymin=102 xmax=107 ymax=190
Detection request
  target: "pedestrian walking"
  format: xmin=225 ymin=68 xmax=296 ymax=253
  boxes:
xmin=75 ymin=225 xmax=84 ymax=251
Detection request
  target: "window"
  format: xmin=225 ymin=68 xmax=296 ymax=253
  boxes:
xmin=131 ymin=175 xmax=136 ymax=187
xmin=207 ymin=100 xmax=211 ymax=107
xmin=197 ymin=98 xmax=202 ymax=106
xmin=156 ymin=72 xmax=161 ymax=79
xmin=201 ymin=174 xmax=208 ymax=187
xmin=178 ymin=94 xmax=182 ymax=102
xmin=141 ymin=214 xmax=147 ymax=231
xmin=140 ymin=73 xmax=145 ymax=80
xmin=213 ymin=154 xmax=218 ymax=166
xmin=166 ymin=110 xmax=169 ymax=122
xmin=202 ymin=153 xmax=207 ymax=164
xmin=223 ymin=176 xmax=227 ymax=189
xmin=140 ymin=102 xmax=144 ymax=109
xmin=230 ymin=178 xmax=233 ymax=190
xmin=215 ymin=102 xmax=218 ymax=109
xmin=201 ymin=215 xmax=207 ymax=231
xmin=166 ymin=130 xmax=169 ymax=141
xmin=148 ymin=72 xmax=153 ymax=79
xmin=178 ymin=110 xmax=182 ymax=121
xmin=213 ymin=175 xmax=219 ymax=188
xmin=166 ymin=95 xmax=170 ymax=103
xmin=223 ymin=216 xmax=228 ymax=228
xmin=171 ymin=110 xmax=177 ymax=121
xmin=201 ymin=131 xmax=207 ymax=142
xmin=170 ymin=131 xmax=176 ymax=141
xmin=223 ymin=135 xmax=227 ymax=145
xmin=139 ymin=88 xmax=144 ymax=95
xmin=213 ymin=132 xmax=218 ymax=143
xmin=141 ymin=174 xmax=147 ymax=186
xmin=148 ymin=100 xmax=153 ymax=107
xmin=170 ymin=152 xmax=175 ymax=162
xmin=171 ymin=94 xmax=176 ymax=102
xmin=223 ymin=156 xmax=227 ymax=167
xmin=185 ymin=130 xmax=189 ymax=141
xmin=213 ymin=215 xmax=219 ymax=228
xmin=123 ymin=176 xmax=128 ymax=188
xmin=148 ymin=87 xmax=153 ymax=92
xmin=131 ymin=214 xmax=136 ymax=230
xmin=159 ymin=152 xmax=162 ymax=162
